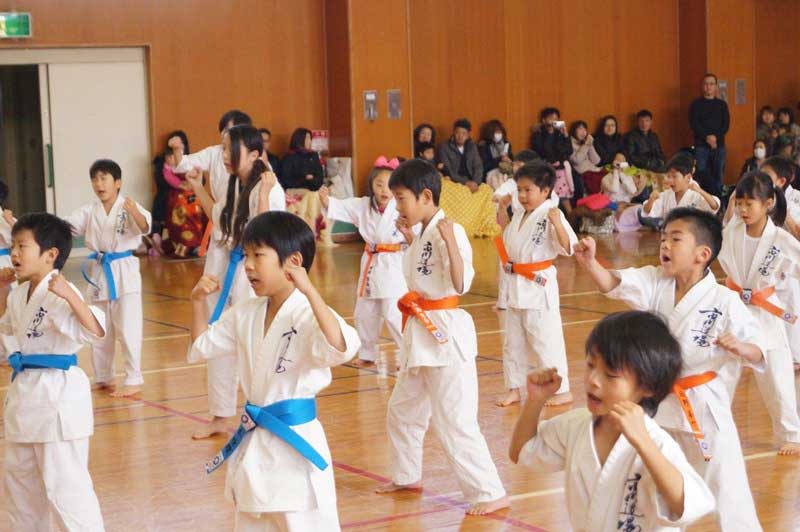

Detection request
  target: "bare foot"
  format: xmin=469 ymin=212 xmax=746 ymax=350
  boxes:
xmin=545 ymin=392 xmax=574 ymax=407
xmin=466 ymin=495 xmax=511 ymax=516
xmin=352 ymin=359 xmax=376 ymax=368
xmin=110 ymin=385 xmax=141 ymax=398
xmin=375 ymin=481 xmax=422 ymax=494
xmin=92 ymin=381 xmax=115 ymax=392
xmin=778 ymin=442 xmax=800 ymax=456
xmin=192 ymin=417 xmax=231 ymax=440
xmin=495 ymin=389 xmax=521 ymax=407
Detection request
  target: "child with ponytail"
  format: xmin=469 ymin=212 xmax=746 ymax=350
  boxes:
xmin=186 ymin=124 xmax=286 ymax=439
xmin=718 ymin=171 xmax=800 ymax=455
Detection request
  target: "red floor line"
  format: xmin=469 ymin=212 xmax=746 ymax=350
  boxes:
xmin=341 ymin=507 xmax=453 ymax=528
xmin=125 ymin=397 xmax=549 ymax=532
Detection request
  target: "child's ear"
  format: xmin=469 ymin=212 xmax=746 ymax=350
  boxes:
xmin=45 ymin=247 xmax=59 ymax=266
xmin=421 ymin=188 xmax=433 ymax=204
xmin=286 ymin=252 xmax=303 ymax=268
xmin=696 ymin=245 xmax=712 ymax=266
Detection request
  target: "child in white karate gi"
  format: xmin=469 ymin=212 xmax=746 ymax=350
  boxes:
xmin=719 ymin=172 xmax=800 ymax=456
xmin=640 ymin=153 xmax=720 ymax=225
xmin=65 ymin=159 xmax=151 ymax=398
xmin=574 ymin=207 xmax=766 ymax=531
xmin=188 ymin=211 xmax=360 ymax=532
xmin=509 ymin=311 xmax=715 ymax=532
xmin=0 ymin=213 xmax=106 ymax=531
xmin=319 ymin=156 xmax=415 ymax=367
xmin=495 ymin=161 xmax=577 ymax=407
xmin=185 ymin=124 xmax=286 ymax=439
xmin=375 ymin=159 xmax=509 ymax=515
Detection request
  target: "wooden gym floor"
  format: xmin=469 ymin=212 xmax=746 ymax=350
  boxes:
xmin=0 ymin=232 xmax=798 ymax=531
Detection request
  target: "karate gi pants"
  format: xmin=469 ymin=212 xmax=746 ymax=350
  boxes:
xmin=353 ymin=297 xmax=402 ymax=362
xmin=92 ymin=294 xmax=143 ymax=387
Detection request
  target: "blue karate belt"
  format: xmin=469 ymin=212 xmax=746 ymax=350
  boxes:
xmin=8 ymin=352 xmax=78 ymax=381
xmin=81 ymin=250 xmax=134 ymax=301
xmin=0 ymin=248 xmax=9 ymax=256
xmin=208 ymin=246 xmax=245 ymax=324
xmin=205 ymin=398 xmax=328 ymax=474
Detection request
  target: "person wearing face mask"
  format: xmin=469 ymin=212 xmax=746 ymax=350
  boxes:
xmin=741 ymin=140 xmax=768 ymax=176
xmin=478 ymin=119 xmax=513 ymax=176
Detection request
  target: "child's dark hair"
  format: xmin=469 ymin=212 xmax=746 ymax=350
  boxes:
xmin=166 ymin=130 xmax=190 ymax=154
xmin=389 ymin=159 xmax=441 ymax=205
xmin=0 ymin=180 xmax=8 ymax=205
xmin=90 ymin=159 xmax=122 ymax=181
xmin=662 ymin=207 xmax=723 ymax=266
xmin=218 ymin=109 xmax=252 ymax=133
xmin=12 ymin=213 xmax=73 ymax=270
xmin=513 ymin=149 xmax=540 ymax=164
xmin=569 ymin=120 xmax=588 ymax=139
xmin=220 ymin=125 xmax=267 ymax=246
xmin=758 ymin=105 xmax=775 ymax=124
xmin=735 ymin=171 xmax=787 ymax=226
xmin=416 ymin=141 xmax=435 ymax=157
xmin=289 ymin=128 xmax=312 ymax=151
xmin=513 ymin=161 xmax=556 ymax=194
xmin=453 ymin=118 xmax=471 ymax=132
xmin=762 ymin=156 xmax=795 ymax=188
xmin=665 ymin=153 xmax=694 ymax=175
xmin=637 ymin=109 xmax=653 ymax=120
xmin=540 ymin=107 xmax=560 ymax=120
xmin=257 ymin=127 xmax=271 ymax=137
xmin=242 ymin=211 xmax=315 ymax=272
xmin=586 ymin=311 xmax=682 ymax=416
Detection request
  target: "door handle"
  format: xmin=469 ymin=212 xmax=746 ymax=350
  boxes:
xmin=46 ymin=143 xmax=54 ymax=188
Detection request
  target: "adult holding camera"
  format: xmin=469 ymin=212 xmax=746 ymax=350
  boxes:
xmin=530 ymin=107 xmax=573 ymax=164
xmin=689 ymin=73 xmax=729 ymax=197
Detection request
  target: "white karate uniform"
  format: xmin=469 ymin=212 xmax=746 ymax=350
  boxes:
xmin=491 ymin=183 xmax=558 ymax=309
xmin=324 ymin=196 xmax=411 ymax=361
xmin=779 ymin=186 xmax=800 ymax=364
xmin=647 ymin=187 xmax=720 ymax=218
xmin=500 ymin=203 xmax=577 ymax=394
xmin=65 ymin=195 xmax=151 ymax=387
xmin=188 ymin=289 xmax=360 ymax=531
xmin=518 ymin=408 xmax=715 ymax=532
xmin=0 ymin=270 xmax=105 ymax=531
xmin=386 ymin=209 xmax=506 ymax=503
xmin=718 ymin=217 xmax=800 ymax=444
xmin=173 ymin=144 xmax=229 ymax=204
xmin=606 ymin=267 xmax=765 ymax=531
xmin=203 ymin=181 xmax=286 ymax=418
xmin=601 ymin=169 xmax=638 ymax=203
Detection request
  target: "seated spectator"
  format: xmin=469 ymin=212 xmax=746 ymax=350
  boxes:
xmin=161 ymin=148 xmax=208 ymax=258
xmin=530 ymin=107 xmax=575 ymax=215
xmin=601 ymin=152 xmax=639 ymax=205
xmin=625 ymin=109 xmax=666 ymax=173
xmin=437 ymin=118 xmax=484 ymax=191
xmin=477 ymin=119 xmax=513 ymax=175
xmin=777 ymin=107 xmax=800 ymax=139
xmin=281 ymin=128 xmax=331 ymax=245
xmin=280 ymin=127 xmax=324 ymax=191
xmin=740 ymin=140 xmax=767 ymax=176
xmin=416 ymin=141 xmax=436 ymax=163
xmin=413 ymin=122 xmax=436 ymax=156
xmin=594 ymin=115 xmax=625 ymax=166
xmin=258 ymin=128 xmax=282 ymax=180
xmin=570 ymin=120 xmax=604 ymax=195
xmin=756 ymin=105 xmax=779 ymax=153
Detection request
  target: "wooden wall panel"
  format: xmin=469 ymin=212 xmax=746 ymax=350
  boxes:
xmin=706 ymin=0 xmax=755 ymax=183
xmin=325 ymin=0 xmax=353 ymax=156
xmin=0 ymin=0 xmax=328 ymax=155
xmin=409 ymin=0 xmax=682 ymax=162
xmin=678 ymin=0 xmax=707 ymax=145
xmin=754 ymin=0 xmax=800 ymax=112
xmin=348 ymin=0 xmax=412 ymax=193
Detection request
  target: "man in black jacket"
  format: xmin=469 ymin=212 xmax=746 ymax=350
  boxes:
xmin=437 ymin=118 xmax=484 ymax=192
xmin=625 ymin=110 xmax=666 ymax=173
xmin=529 ymin=107 xmax=572 ymax=163
xmin=689 ymin=73 xmax=729 ymax=197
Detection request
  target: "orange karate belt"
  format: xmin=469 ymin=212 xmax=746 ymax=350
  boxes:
xmin=359 ymin=243 xmax=404 ymax=297
xmin=493 ymin=236 xmax=551 ymax=287
xmin=397 ymin=291 xmax=459 ymax=344
xmin=724 ymin=278 xmax=797 ymax=324
xmin=672 ymin=371 xmax=716 ymax=462
xmin=198 ymin=221 xmax=213 ymax=258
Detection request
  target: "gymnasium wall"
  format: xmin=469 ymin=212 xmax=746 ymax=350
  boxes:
xmin=408 ymin=0 xmax=682 ymax=162
xmin=0 ymin=0 xmax=329 ymax=154
xmin=754 ymin=0 xmax=800 ymax=113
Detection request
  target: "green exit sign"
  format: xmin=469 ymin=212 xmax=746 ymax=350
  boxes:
xmin=0 ymin=12 xmax=32 ymax=39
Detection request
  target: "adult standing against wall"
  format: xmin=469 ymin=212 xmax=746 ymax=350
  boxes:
xmin=689 ymin=73 xmax=729 ymax=196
